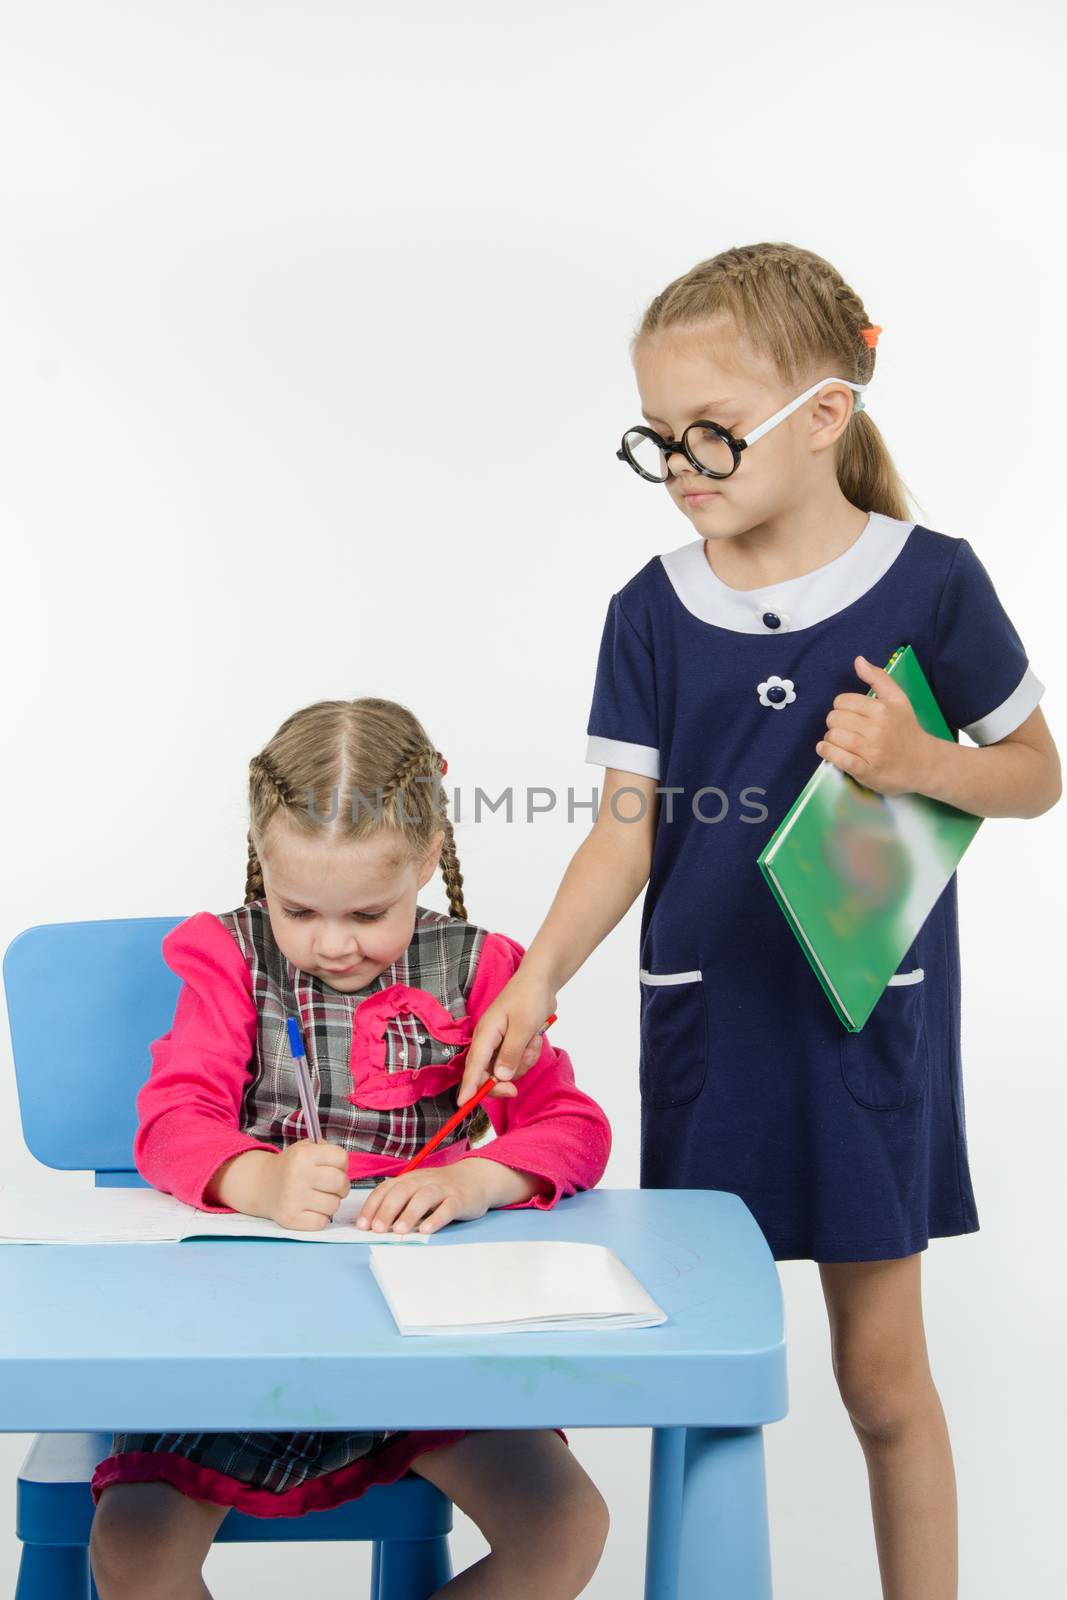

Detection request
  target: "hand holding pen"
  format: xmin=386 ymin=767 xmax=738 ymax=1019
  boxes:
xmin=250 ymin=1015 xmax=347 ymax=1232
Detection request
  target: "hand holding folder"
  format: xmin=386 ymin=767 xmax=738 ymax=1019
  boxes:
xmin=758 ymin=646 xmax=983 ymax=1031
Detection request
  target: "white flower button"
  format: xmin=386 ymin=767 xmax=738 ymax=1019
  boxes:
xmin=758 ymin=675 xmax=796 ymax=710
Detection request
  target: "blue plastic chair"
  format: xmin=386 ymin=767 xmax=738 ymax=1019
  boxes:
xmin=3 ymin=917 xmax=454 ymax=1600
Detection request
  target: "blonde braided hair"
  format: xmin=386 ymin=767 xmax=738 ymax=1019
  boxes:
xmin=244 ymin=698 xmax=488 ymax=1140
xmin=378 ymin=743 xmax=467 ymax=921
xmin=634 ymin=241 xmax=913 ymax=522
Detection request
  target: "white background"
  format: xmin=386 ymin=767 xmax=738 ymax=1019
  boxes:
xmin=1 ymin=3 xmax=1064 ymax=1595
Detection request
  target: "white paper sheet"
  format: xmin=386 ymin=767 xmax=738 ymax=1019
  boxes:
xmin=0 ymin=1184 xmax=430 ymax=1244
xmin=370 ymin=1241 xmax=668 ymax=1334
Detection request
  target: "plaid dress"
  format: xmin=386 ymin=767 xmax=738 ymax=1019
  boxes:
xmin=91 ymin=903 xmax=491 ymax=1517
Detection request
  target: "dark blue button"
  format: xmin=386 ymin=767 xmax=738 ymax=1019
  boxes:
xmin=762 ymin=611 xmax=781 ymax=629
xmin=767 ymin=685 xmax=787 ymax=704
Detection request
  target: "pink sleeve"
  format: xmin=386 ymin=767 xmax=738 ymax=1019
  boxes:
xmin=134 ymin=912 xmax=280 ymax=1211
xmin=462 ymin=931 xmax=612 ymax=1209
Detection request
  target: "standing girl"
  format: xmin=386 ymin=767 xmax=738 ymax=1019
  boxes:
xmin=89 ymin=696 xmax=611 ymax=1600
xmin=460 ymin=243 xmax=1061 ymax=1598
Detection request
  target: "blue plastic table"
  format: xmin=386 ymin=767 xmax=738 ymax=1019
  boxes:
xmin=0 ymin=1188 xmax=787 ymax=1598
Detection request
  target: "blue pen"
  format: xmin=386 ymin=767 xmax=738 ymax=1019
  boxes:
xmin=286 ymin=1016 xmax=323 ymax=1143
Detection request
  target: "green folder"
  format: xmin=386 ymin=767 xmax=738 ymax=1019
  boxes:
xmin=757 ymin=645 xmax=982 ymax=1031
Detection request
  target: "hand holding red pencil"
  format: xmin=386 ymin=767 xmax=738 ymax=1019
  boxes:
xmin=458 ymin=970 xmax=560 ymax=1103
xmin=398 ymin=1011 xmax=557 ymax=1177
xmin=354 ymin=1011 xmax=558 ymax=1236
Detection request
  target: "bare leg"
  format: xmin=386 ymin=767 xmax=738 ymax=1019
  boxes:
xmin=410 ymin=1429 xmax=609 ymax=1599
xmin=820 ymin=1254 xmax=957 ymax=1599
xmin=90 ymin=1482 xmax=230 ymax=1600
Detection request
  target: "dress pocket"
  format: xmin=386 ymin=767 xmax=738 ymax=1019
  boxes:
xmin=839 ymin=966 xmax=929 ymax=1110
xmin=638 ymin=969 xmax=708 ymax=1109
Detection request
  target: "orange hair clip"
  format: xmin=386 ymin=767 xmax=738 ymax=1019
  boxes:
xmin=861 ymin=325 xmax=883 ymax=348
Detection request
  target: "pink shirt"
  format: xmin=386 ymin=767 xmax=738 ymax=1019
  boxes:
xmin=134 ymin=907 xmax=611 ymax=1214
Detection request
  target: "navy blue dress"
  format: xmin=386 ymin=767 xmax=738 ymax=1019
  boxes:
xmin=586 ymin=512 xmax=1044 ymax=1261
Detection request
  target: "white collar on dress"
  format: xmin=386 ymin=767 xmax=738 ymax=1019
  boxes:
xmin=658 ymin=510 xmax=916 ymax=634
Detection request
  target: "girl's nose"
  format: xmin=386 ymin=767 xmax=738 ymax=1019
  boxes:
xmin=314 ymin=927 xmax=361 ymax=961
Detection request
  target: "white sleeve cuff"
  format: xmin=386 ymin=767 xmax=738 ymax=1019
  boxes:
xmin=585 ymin=735 xmax=661 ymax=780
xmin=962 ymin=665 xmax=1045 ymax=745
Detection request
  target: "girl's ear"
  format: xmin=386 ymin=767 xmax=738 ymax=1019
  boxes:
xmin=809 ymin=383 xmax=856 ymax=452
xmin=417 ymin=830 xmax=445 ymax=888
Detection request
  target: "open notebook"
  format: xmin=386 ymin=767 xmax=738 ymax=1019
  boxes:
xmin=370 ymin=1240 xmax=667 ymax=1334
xmin=0 ymin=1184 xmax=430 ymax=1244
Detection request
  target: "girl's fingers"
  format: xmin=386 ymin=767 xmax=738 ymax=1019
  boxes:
xmin=459 ymin=1021 xmax=505 ymax=1102
xmin=833 ymin=691 xmax=875 ymax=713
xmin=492 ymin=1023 xmax=543 ymax=1081
xmin=301 ymin=1140 xmax=349 ymax=1172
xmin=823 ymin=727 xmax=864 ymax=756
xmin=391 ymin=1186 xmax=449 ymax=1233
xmin=292 ymin=1210 xmax=330 ymax=1231
xmin=369 ymin=1179 xmax=421 ymax=1232
xmin=817 ymin=740 xmax=865 ymax=778
xmin=313 ymin=1170 xmax=350 ymax=1198
xmin=825 ymin=709 xmax=870 ymax=734
xmin=358 ymin=1177 xmax=436 ymax=1231
xmin=417 ymin=1196 xmax=459 ymax=1235
xmin=356 ymin=1182 xmax=389 ymax=1229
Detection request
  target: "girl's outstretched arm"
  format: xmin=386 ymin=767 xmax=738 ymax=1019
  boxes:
xmin=458 ymin=767 xmax=659 ymax=1101
xmin=456 ymin=928 xmax=614 ymax=1204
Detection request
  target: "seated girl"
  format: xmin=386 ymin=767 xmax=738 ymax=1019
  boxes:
xmin=89 ymin=695 xmax=612 ymax=1600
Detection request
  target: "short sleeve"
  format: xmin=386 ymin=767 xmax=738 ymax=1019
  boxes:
xmin=584 ymin=592 xmax=660 ymax=778
xmin=931 ymin=538 xmax=1045 ymax=745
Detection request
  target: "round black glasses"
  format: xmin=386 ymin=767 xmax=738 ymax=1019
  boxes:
xmin=618 ymin=421 xmax=742 ymax=483
xmin=616 ymin=376 xmax=868 ymax=484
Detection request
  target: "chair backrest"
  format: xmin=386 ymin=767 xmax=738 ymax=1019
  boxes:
xmin=4 ymin=918 xmax=184 ymax=1183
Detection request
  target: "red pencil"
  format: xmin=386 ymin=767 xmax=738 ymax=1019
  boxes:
xmin=396 ymin=1013 xmax=558 ymax=1176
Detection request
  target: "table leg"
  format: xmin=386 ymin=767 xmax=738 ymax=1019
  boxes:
xmin=645 ymin=1427 xmax=773 ymax=1600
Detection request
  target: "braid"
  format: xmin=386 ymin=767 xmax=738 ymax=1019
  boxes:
xmin=250 ymin=751 xmax=300 ymax=808
xmin=381 ymin=743 xmax=468 ymax=921
xmin=245 ymin=752 xmax=301 ymax=904
xmin=244 ymin=831 xmax=265 ymax=905
xmin=644 ymin=241 xmax=877 ymax=383
xmin=381 ymin=745 xmax=437 ymax=814
xmin=381 ymin=744 xmax=483 ymax=1134
xmin=438 ymin=813 xmax=467 ymax=922
xmin=428 ymin=779 xmax=485 ymax=1137
xmin=805 ymin=255 xmax=878 ymax=381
